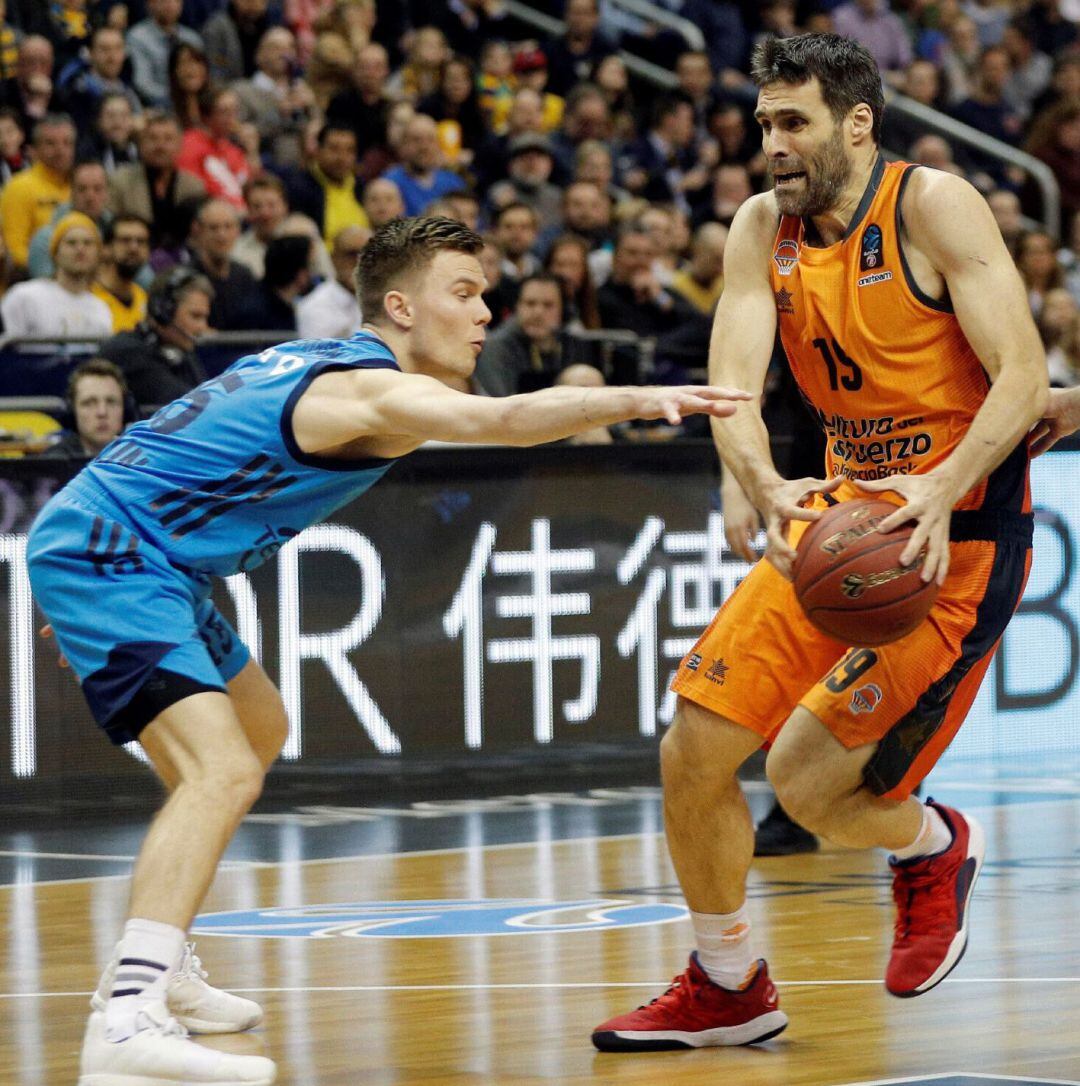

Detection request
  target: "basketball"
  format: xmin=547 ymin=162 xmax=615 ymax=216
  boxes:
xmin=792 ymin=498 xmax=939 ymax=646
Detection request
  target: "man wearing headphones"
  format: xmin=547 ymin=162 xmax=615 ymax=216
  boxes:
xmin=38 ymin=358 xmax=136 ymax=460
xmin=99 ymin=266 xmax=214 ymax=409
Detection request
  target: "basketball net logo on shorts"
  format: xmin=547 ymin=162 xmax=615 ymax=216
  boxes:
xmin=189 ymin=899 xmax=688 ymax=939
xmin=849 ymin=683 xmax=883 ymax=715
xmin=772 ymin=239 xmax=800 ymax=276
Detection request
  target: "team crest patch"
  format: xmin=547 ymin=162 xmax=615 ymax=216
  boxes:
xmin=190 ymin=899 xmax=689 ymax=939
xmin=861 ymin=223 xmax=884 ymax=270
xmin=773 ymin=238 xmax=799 ymax=276
xmin=850 ymin=683 xmax=883 ymax=715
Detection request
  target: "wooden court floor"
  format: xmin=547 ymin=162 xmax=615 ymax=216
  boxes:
xmin=2 ymin=783 xmax=1080 ymax=1086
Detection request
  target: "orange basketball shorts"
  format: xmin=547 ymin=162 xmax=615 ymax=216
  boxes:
xmin=670 ymin=513 xmax=1032 ymax=801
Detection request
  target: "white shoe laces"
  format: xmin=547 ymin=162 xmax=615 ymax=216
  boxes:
xmin=175 ymin=942 xmax=210 ymax=985
xmin=136 ymin=1001 xmax=188 ymax=1040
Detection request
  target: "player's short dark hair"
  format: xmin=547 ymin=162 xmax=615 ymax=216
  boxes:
xmin=751 ymin=33 xmax=884 ymax=144
xmin=356 ymin=216 xmax=484 ymax=322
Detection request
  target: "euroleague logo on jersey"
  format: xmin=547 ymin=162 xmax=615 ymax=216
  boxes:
xmin=858 ymin=223 xmax=893 ymax=287
xmin=773 ymin=238 xmax=799 ymax=276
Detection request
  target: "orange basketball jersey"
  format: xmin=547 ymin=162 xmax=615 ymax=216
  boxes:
xmin=769 ymin=157 xmax=1031 ymax=516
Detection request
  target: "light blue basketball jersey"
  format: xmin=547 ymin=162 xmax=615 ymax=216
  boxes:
xmin=65 ymin=331 xmax=402 ymax=575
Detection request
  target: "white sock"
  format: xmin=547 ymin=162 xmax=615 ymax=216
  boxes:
xmin=104 ymin=919 xmax=186 ymax=1042
xmin=691 ymin=905 xmax=758 ymax=990
xmin=891 ymin=803 xmax=953 ymax=864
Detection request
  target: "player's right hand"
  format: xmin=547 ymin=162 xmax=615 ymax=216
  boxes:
xmin=632 ymin=385 xmax=753 ymax=424
xmin=759 ymin=475 xmax=844 ymax=580
xmin=1030 ymin=386 xmax=1080 ymax=457
xmin=40 ymin=624 xmax=69 ymax=669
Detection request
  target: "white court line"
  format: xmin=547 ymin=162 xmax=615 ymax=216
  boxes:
xmin=842 ymin=1074 xmax=1080 ymax=1085
xmin=0 ymin=850 xmax=138 ymax=862
xmin=4 ymin=977 xmax=1080 ymax=1000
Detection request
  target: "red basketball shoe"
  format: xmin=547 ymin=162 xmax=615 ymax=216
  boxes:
xmin=591 ymin=955 xmax=788 ymax=1051
xmin=886 ymin=800 xmax=985 ymax=997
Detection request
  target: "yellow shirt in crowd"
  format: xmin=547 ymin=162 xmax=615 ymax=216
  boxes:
xmin=312 ymin=164 xmax=369 ymax=245
xmin=92 ymin=282 xmax=148 ymax=333
xmin=0 ymin=162 xmax=72 ymax=268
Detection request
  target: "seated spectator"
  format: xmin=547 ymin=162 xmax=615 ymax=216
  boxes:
xmin=0 ymin=212 xmax=113 ymax=338
xmin=324 ymin=41 xmax=391 ymax=175
xmin=127 ymin=0 xmax=204 ymax=108
xmin=952 ymin=45 xmax=1025 ymax=186
xmin=279 ymin=121 xmax=369 ymax=244
xmin=1026 ymin=100 xmax=1080 ymax=221
xmin=0 ymin=112 xmax=74 ymax=269
xmin=489 ymin=134 xmax=563 ymax=231
xmin=109 ymin=111 xmax=207 ymax=261
xmin=185 ymin=196 xmax=256 ymax=329
xmin=554 ymin=362 xmax=613 ymax=444
xmin=512 ymin=47 xmax=564 ymax=133
xmin=1017 ymin=229 xmax=1064 ymax=316
xmin=639 ymin=205 xmax=684 ymax=286
xmin=177 ymin=86 xmax=259 ymax=210
xmin=476 ymin=40 xmax=514 ymax=132
xmin=233 ymin=174 xmax=331 ymax=279
xmin=1002 ymin=17 xmax=1052 ymax=119
xmin=549 ymin=83 xmax=612 ymax=181
xmin=418 ymin=54 xmax=486 ymax=167
xmin=883 ymin=59 xmax=947 ymax=154
xmin=596 ymin=221 xmax=699 ymax=350
xmin=385 ymin=24 xmax=447 ymax=104
xmin=0 ymin=104 xmax=26 ymax=184
xmin=29 ymin=159 xmax=112 ymax=279
xmin=0 ymin=35 xmax=57 ymax=131
xmin=675 ymin=50 xmax=719 ymax=135
xmin=233 ymin=26 xmax=314 ymax=169
xmin=473 ymin=273 xmax=588 ymax=397
xmin=362 ymin=176 xmax=405 ymax=229
xmin=100 ymin=266 xmax=213 ymax=406
xmin=58 ymin=25 xmax=140 ymax=133
xmin=202 ymin=0 xmax=274 ymax=84
xmin=538 ymin=179 xmax=610 ymax=255
xmin=941 ymin=14 xmax=983 ymax=105
xmin=671 ymin=222 xmax=727 ymax=315
xmin=430 ymin=0 xmax=509 ymax=57
xmin=707 ymin=102 xmax=765 ymax=183
xmin=909 ymin=133 xmax=965 ymax=175
xmin=436 ymin=190 xmax=481 ymax=232
xmin=80 ymin=92 xmax=141 ymax=170
xmin=543 ymin=233 xmax=600 ymax=331
xmin=383 ymin=113 xmax=466 ymax=217
xmin=1031 ymin=54 xmax=1080 ymax=118
xmin=493 ymin=202 xmax=542 ymax=284
xmin=693 ymin=162 xmax=753 ymax=229
xmin=169 ymin=40 xmax=210 ymax=130
xmin=592 ymin=56 xmax=636 ymax=141
xmin=236 ymin=233 xmax=310 ymax=331
xmin=987 ymin=187 xmax=1024 ymax=256
xmin=0 ymin=3 xmax=18 ymax=84
xmin=479 ymin=236 xmax=517 ymax=329
xmin=831 ymin=0 xmax=912 ymax=79
xmin=1039 ymin=287 xmax=1080 ymax=386
xmin=543 ymin=0 xmax=614 ymax=97
xmin=93 ymin=214 xmax=152 ymax=332
xmin=37 ymin=358 xmax=132 ymax=459
xmin=619 ymin=95 xmax=704 ymax=209
xmin=296 ymin=222 xmax=367 ymax=339
xmin=574 ymin=138 xmax=629 ymax=207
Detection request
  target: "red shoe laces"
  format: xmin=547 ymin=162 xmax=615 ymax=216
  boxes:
xmin=892 ymin=859 xmax=957 ymax=940
xmin=639 ymin=966 xmax=706 ymax=1011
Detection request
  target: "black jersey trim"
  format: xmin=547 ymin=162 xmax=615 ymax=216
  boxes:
xmin=895 ymin=165 xmax=954 ymax=314
xmin=280 ymin=356 xmax=402 ymax=472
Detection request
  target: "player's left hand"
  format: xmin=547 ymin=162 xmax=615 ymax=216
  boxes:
xmin=855 ymin=473 xmax=955 ymax=586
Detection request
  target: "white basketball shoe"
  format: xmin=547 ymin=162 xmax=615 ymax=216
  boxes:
xmin=93 ymin=942 xmax=263 ymax=1034
xmin=78 ymin=1002 xmax=276 ymax=1085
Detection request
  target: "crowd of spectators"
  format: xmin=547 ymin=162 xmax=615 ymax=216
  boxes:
xmin=0 ymin=0 xmax=1077 ymax=459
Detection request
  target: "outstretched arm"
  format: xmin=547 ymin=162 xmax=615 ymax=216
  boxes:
xmin=294 ymin=369 xmax=751 ymax=451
